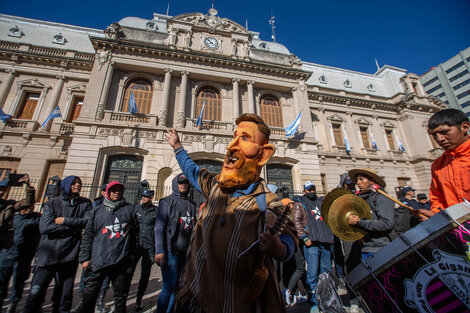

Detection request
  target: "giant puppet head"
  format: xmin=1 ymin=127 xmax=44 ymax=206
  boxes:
xmin=217 ymin=114 xmax=275 ymax=192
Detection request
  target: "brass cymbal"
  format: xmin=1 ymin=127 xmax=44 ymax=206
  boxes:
xmin=321 ymin=188 xmax=351 ymax=225
xmin=328 ymin=194 xmax=371 ymax=241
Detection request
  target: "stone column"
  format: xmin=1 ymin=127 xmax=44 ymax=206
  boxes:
xmin=160 ymin=68 xmax=173 ymax=127
xmin=247 ymin=80 xmax=255 ymax=114
xmin=96 ymin=61 xmax=115 ymax=120
xmin=232 ymin=78 xmax=240 ymax=123
xmin=0 ymin=69 xmax=16 ymax=109
xmin=43 ymin=75 xmax=65 ymax=128
xmin=176 ymin=71 xmax=189 ymax=128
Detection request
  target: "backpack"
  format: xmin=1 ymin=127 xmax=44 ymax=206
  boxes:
xmin=317 ymin=271 xmax=347 ymax=313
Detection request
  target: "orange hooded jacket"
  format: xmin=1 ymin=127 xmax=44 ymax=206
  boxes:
xmin=429 ymin=137 xmax=470 ymax=212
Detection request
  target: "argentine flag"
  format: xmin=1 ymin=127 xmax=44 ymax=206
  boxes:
xmin=344 ymin=136 xmax=351 ymax=153
xmin=371 ymin=133 xmax=378 ymax=149
xmin=285 ymin=112 xmax=301 ymax=137
xmin=128 ymin=91 xmax=138 ymax=114
xmin=0 ymin=109 xmax=11 ymax=122
xmin=41 ymin=106 xmax=62 ymax=128
xmin=398 ymin=139 xmax=406 ymax=152
xmin=196 ymin=96 xmax=206 ymax=127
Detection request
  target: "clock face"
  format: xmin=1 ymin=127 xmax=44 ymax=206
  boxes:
xmin=204 ymin=37 xmax=218 ymax=49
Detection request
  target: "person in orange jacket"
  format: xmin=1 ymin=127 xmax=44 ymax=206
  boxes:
xmin=415 ymin=109 xmax=470 ymax=220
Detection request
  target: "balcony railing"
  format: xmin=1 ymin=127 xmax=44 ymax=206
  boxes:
xmin=270 ymin=127 xmax=285 ymax=136
xmin=59 ymin=122 xmax=75 ymax=135
xmin=103 ymin=111 xmax=158 ymax=125
xmin=188 ymin=118 xmax=231 ymax=130
xmin=2 ymin=118 xmax=38 ymax=131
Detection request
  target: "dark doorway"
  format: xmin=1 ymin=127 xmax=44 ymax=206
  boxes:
xmin=104 ymin=155 xmax=143 ymax=205
xmin=266 ymin=164 xmax=293 ymax=196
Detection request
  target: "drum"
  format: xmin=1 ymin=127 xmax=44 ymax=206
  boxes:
xmin=347 ymin=202 xmax=470 ymax=313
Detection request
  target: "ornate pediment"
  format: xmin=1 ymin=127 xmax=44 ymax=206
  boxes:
xmin=173 ymin=9 xmax=249 ymax=34
xmin=326 ymin=114 xmax=345 ymax=122
xmin=67 ymin=83 xmax=87 ymax=92
xmin=354 ymin=118 xmax=371 ymax=125
xmin=16 ymin=79 xmax=51 ymax=89
xmin=380 ymin=121 xmax=395 ymax=128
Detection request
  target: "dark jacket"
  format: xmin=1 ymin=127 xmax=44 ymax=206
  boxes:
xmin=293 ymin=194 xmax=333 ymax=245
xmin=36 ymin=176 xmax=91 ymax=267
xmin=1 ymin=211 xmax=41 ymax=260
xmin=92 ymin=196 xmax=104 ymax=209
xmin=79 ymin=197 xmax=137 ymax=271
xmin=395 ymin=197 xmax=421 ymax=235
xmin=136 ymin=202 xmax=157 ymax=254
xmin=357 ymin=191 xmax=395 ymax=253
xmin=154 ymin=176 xmax=197 ymax=256
xmin=0 ymin=186 xmax=35 ymax=250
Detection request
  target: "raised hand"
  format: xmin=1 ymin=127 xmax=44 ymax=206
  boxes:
xmin=164 ymin=129 xmax=182 ymax=150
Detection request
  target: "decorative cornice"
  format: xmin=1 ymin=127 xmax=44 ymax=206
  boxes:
xmin=90 ymin=37 xmax=310 ymax=80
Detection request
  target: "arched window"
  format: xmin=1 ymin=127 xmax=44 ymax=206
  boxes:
xmin=195 ymin=87 xmax=221 ymax=122
xmin=121 ymin=80 xmax=153 ymax=114
xmin=260 ymin=95 xmax=282 ymax=127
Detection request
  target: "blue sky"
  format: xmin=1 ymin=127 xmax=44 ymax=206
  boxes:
xmin=1 ymin=0 xmax=469 ymax=75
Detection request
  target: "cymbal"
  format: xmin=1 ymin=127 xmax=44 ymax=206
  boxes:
xmin=321 ymin=188 xmax=351 ymax=225
xmin=328 ymin=194 xmax=371 ymax=241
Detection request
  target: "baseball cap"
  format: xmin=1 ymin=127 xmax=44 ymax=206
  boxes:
xmin=303 ymin=181 xmax=315 ymax=190
xmin=101 ymin=184 xmax=108 ymax=191
xmin=177 ymin=174 xmax=188 ymax=183
xmin=141 ymin=189 xmax=155 ymax=197
xmin=417 ymin=193 xmax=427 ymax=200
xmin=402 ymin=187 xmax=415 ymax=194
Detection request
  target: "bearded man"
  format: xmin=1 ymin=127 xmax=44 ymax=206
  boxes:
xmin=165 ymin=113 xmax=296 ymax=313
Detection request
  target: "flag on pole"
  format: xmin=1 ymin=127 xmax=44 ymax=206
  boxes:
xmin=128 ymin=91 xmax=138 ymax=114
xmin=371 ymin=133 xmax=378 ymax=149
xmin=0 ymin=109 xmax=11 ymax=122
xmin=41 ymin=106 xmax=62 ymax=128
xmin=196 ymin=96 xmax=206 ymax=127
xmin=398 ymin=139 xmax=406 ymax=152
xmin=344 ymin=136 xmax=351 ymax=153
xmin=285 ymin=112 xmax=301 ymax=137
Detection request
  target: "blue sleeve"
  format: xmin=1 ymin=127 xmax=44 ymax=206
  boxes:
xmin=175 ymin=147 xmax=202 ymax=193
xmin=154 ymin=199 xmax=170 ymax=255
xmin=278 ymin=234 xmax=294 ymax=262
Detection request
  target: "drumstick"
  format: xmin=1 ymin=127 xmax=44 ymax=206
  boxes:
xmin=370 ymin=184 xmax=428 ymax=220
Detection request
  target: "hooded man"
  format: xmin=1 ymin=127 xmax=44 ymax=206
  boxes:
xmin=154 ymin=174 xmax=196 ymax=313
xmin=23 ymin=176 xmax=91 ymax=313
xmin=164 ymin=113 xmax=296 ymax=313
xmin=77 ymin=181 xmax=137 ymax=313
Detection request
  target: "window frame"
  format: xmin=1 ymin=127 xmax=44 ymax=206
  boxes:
xmin=260 ymin=94 xmax=283 ymax=128
xmin=120 ymin=79 xmax=153 ymax=114
xmin=194 ymin=86 xmax=222 ymax=122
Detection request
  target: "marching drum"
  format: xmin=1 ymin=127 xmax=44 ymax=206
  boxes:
xmin=347 ymin=202 xmax=470 ymax=313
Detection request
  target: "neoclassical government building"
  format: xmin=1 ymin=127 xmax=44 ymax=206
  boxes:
xmin=0 ymin=9 xmax=444 ymax=203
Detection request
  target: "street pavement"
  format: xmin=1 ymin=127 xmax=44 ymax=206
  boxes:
xmin=2 ymin=259 xmax=357 ymax=313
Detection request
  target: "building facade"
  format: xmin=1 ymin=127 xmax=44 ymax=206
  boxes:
xmin=420 ymin=46 xmax=470 ymax=115
xmin=0 ymin=9 xmax=444 ymax=204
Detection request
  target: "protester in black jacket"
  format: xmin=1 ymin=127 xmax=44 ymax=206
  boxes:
xmin=0 ymin=189 xmax=40 ymax=313
xmin=22 ymin=176 xmax=91 ymax=313
xmin=154 ymin=174 xmax=196 ymax=313
xmin=77 ymin=181 xmax=137 ymax=313
xmin=133 ymin=188 xmax=157 ymax=310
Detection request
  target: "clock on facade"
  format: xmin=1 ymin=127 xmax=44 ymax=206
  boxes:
xmin=204 ymin=37 xmax=218 ymax=49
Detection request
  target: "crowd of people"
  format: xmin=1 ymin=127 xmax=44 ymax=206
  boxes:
xmin=0 ymin=108 xmax=467 ymax=313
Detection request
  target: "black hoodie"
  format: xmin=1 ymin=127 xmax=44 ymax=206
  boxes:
xmin=154 ymin=175 xmax=197 ymax=256
xmin=36 ymin=176 xmax=91 ymax=267
xmin=79 ymin=183 xmax=137 ymax=271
